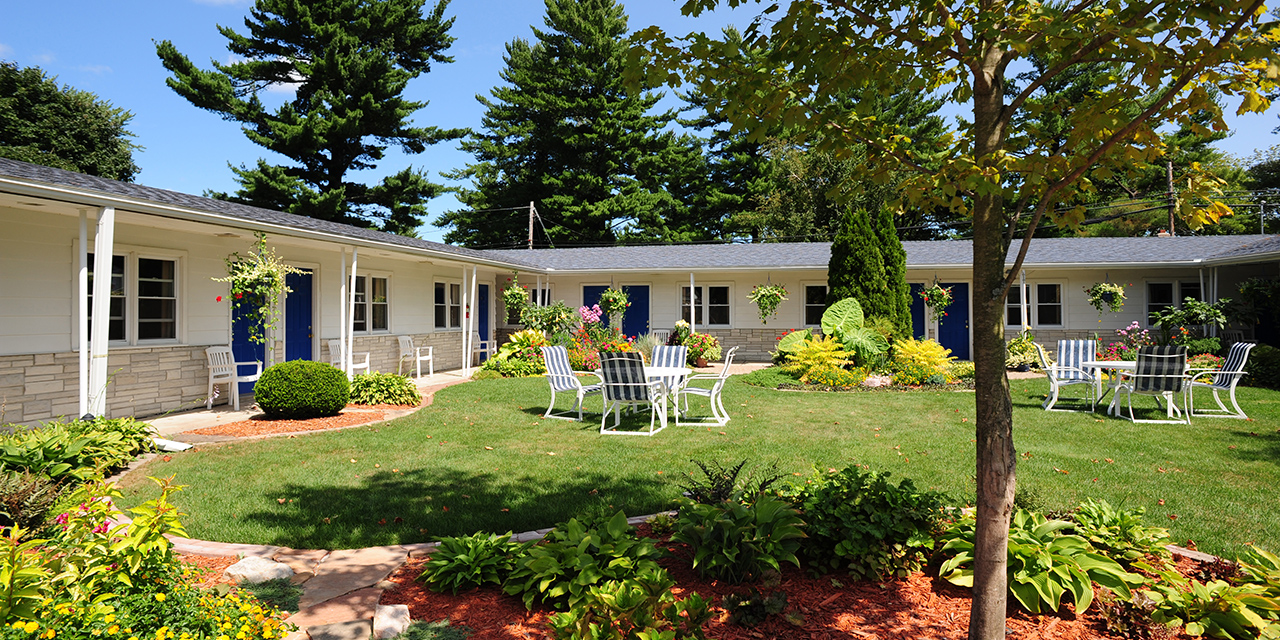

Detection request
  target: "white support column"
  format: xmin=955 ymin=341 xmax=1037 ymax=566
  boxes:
xmin=460 ymin=265 xmax=470 ymax=375
xmin=78 ymin=209 xmax=89 ymax=418
xmin=536 ymin=275 xmax=543 ymax=306
xmin=689 ymin=273 xmax=696 ymax=335
xmin=339 ymin=248 xmax=346 ymax=372
xmin=467 ymin=265 xmax=479 ymax=375
xmin=87 ymin=207 xmax=115 ymax=417
xmin=1019 ymin=270 xmax=1028 ymax=331
xmin=347 ymin=248 xmax=359 ymax=379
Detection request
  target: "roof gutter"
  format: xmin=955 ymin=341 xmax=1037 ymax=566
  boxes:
xmin=0 ymin=175 xmax=547 ymax=273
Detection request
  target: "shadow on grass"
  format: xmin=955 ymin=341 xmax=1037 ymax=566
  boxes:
xmin=238 ymin=465 xmax=672 ymax=550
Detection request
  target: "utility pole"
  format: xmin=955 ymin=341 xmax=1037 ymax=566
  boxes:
xmin=528 ymin=201 xmax=535 ymax=250
xmin=1166 ymin=161 xmax=1176 ymax=237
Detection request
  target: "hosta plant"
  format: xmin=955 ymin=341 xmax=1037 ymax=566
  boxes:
xmin=672 ymin=495 xmax=805 ymax=584
xmin=1071 ymin=499 xmax=1172 ymax=569
xmin=1138 ymin=561 xmax=1280 ymax=640
xmin=418 ymin=531 xmax=528 ymax=594
xmin=547 ymin=566 xmax=712 ymax=640
xmin=936 ymin=509 xmax=1143 ymax=614
xmin=350 ymin=372 xmax=422 ymax=406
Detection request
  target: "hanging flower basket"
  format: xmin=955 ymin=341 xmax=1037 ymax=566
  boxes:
xmin=598 ymin=287 xmax=630 ymax=322
xmin=1085 ymin=282 xmax=1127 ymax=314
xmin=747 ymin=283 xmax=788 ymax=324
xmin=502 ymin=276 xmax=529 ymax=322
xmin=920 ymin=284 xmax=954 ymax=317
xmin=212 ymin=232 xmax=304 ymax=349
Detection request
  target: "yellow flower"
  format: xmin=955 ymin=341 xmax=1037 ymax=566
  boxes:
xmin=108 ymin=626 xmax=120 ymax=635
xmin=23 ymin=622 xmax=39 ymax=634
xmin=42 ymin=630 xmax=55 ymax=639
xmin=104 ymin=615 xmax=115 ymax=624
xmin=154 ymin=594 xmax=166 ymax=602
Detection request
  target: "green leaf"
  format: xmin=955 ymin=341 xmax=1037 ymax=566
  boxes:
xmin=776 ymin=328 xmax=813 ymax=353
xmin=821 ymin=297 xmax=865 ymax=336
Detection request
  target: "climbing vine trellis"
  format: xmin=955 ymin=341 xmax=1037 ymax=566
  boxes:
xmin=212 ymin=232 xmax=304 ymax=362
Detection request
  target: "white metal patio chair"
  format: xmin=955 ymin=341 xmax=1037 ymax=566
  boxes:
xmin=676 ymin=345 xmax=738 ymax=426
xmin=328 ymin=339 xmax=370 ymax=376
xmin=1188 ymin=341 xmax=1255 ymax=419
xmin=205 ymin=346 xmax=261 ymax=412
xmin=472 ymin=332 xmax=496 ymax=366
xmin=541 ymin=345 xmax=602 ymax=421
xmin=1035 ymin=339 xmax=1098 ymax=412
xmin=1118 ymin=346 xmax=1190 ymax=424
xmin=397 ymin=335 xmax=433 ymax=378
xmin=599 ymin=351 xmax=668 ymax=436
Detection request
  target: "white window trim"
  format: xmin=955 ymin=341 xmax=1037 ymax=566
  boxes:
xmin=529 ymin=284 xmax=554 ymax=307
xmin=433 ymin=278 xmax=464 ymax=332
xmin=1144 ymin=279 xmax=1202 ymax=326
xmin=801 ymin=281 xmax=827 ymax=327
xmin=74 ymin=244 xmax=187 ymax=348
xmin=352 ymin=272 xmax=392 ymax=335
xmin=1002 ymin=281 xmax=1065 ymax=329
xmin=679 ymin=283 xmax=733 ymax=328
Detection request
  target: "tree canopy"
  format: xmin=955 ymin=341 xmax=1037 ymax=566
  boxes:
xmin=156 ymin=0 xmax=463 ymax=235
xmin=437 ymin=0 xmax=708 ymax=248
xmin=635 ymin=2 xmax=1279 ymax=638
xmin=0 ymin=61 xmax=140 ymax=181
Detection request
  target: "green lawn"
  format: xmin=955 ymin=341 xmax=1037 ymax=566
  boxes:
xmin=117 ymin=374 xmax=1280 ymax=557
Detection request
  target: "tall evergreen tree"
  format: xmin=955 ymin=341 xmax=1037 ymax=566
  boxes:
xmin=826 ymin=208 xmax=895 ymax=323
xmin=0 ymin=61 xmax=140 ymax=181
xmin=156 ymin=0 xmax=463 ymax=235
xmin=875 ymin=205 xmax=913 ymax=338
xmin=437 ymin=0 xmax=703 ymax=248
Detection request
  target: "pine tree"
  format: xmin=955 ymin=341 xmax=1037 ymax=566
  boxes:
xmin=0 ymin=62 xmax=139 ymax=181
xmin=156 ymin=0 xmax=463 ymax=235
xmin=437 ymin=0 xmax=702 ymax=248
xmin=826 ymin=208 xmax=894 ymax=323
xmin=875 ymin=206 xmax=913 ymax=339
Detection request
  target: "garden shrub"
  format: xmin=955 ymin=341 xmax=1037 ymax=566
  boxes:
xmin=350 ymin=372 xmax=422 ymax=406
xmin=1071 ymin=499 xmax=1172 ymax=569
xmin=821 ymin=298 xmax=889 ymax=367
xmin=948 ymin=361 xmax=976 ymax=381
xmin=547 ymin=566 xmax=712 ymax=640
xmin=482 ymin=329 xmax=548 ymax=377
xmin=677 ymin=459 xmax=783 ymax=505
xmin=722 ymin=589 xmax=788 ymax=627
xmin=936 ymin=509 xmax=1142 ymax=614
xmin=254 ymin=360 xmax=349 ymax=419
xmin=504 ymin=511 xmax=663 ymax=610
xmin=890 ymin=338 xmax=954 ymax=385
xmin=683 ymin=333 xmax=722 ymax=364
xmin=780 ymin=466 xmax=947 ymax=580
xmin=470 ymin=369 xmax=502 ymax=380
xmin=0 ymin=470 xmax=60 ymax=533
xmin=1138 ymin=558 xmax=1280 ymax=640
xmin=0 ymin=418 xmax=155 ymax=483
xmin=672 ymin=495 xmax=805 ymax=584
xmin=418 ymin=531 xmax=528 ymax=594
xmin=803 ymin=365 xmax=868 ymax=388
xmin=1180 ymin=337 xmax=1221 ymax=356
xmin=738 ymin=367 xmax=800 ymax=388
xmin=1245 ymin=344 xmax=1280 ymax=390
xmin=779 ymin=336 xmax=852 ymax=382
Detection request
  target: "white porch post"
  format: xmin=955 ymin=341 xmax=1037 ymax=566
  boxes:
xmin=460 ymin=265 xmax=470 ymax=375
xmin=536 ymin=274 xmax=543 ymax=306
xmin=689 ymin=273 xmax=696 ymax=334
xmin=78 ymin=209 xmax=89 ymax=418
xmin=1019 ymin=270 xmax=1028 ymax=331
xmin=87 ymin=206 xmax=115 ymax=417
xmin=347 ymin=248 xmax=359 ymax=379
xmin=467 ymin=265 xmax=479 ymax=376
xmin=339 ymin=247 xmax=347 ymax=374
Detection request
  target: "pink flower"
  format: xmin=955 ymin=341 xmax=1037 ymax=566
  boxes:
xmin=92 ymin=523 xmax=108 ymax=534
xmin=55 ymin=513 xmax=68 ymax=525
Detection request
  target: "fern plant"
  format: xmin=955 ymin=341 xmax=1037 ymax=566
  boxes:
xmin=780 ymin=336 xmax=853 ymax=383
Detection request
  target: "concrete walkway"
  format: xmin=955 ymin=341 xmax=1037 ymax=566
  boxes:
xmin=132 ymin=362 xmax=769 ymax=639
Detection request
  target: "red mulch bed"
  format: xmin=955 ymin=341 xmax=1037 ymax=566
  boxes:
xmin=178 ymin=553 xmax=238 ymax=589
xmin=187 ymin=408 xmax=389 ymax=437
xmin=379 ymin=528 xmax=1210 ymax=640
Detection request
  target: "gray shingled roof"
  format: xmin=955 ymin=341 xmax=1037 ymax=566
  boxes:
xmin=0 ymin=157 xmax=541 ymax=270
xmin=491 ymin=235 xmax=1280 ymax=271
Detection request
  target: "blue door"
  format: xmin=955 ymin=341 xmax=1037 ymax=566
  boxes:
xmin=909 ymin=283 xmax=927 ymax=340
xmin=285 ymin=271 xmax=313 ymax=362
xmin=477 ymin=284 xmax=490 ymax=362
xmin=583 ymin=285 xmax=650 ymax=338
xmin=231 ymin=303 xmax=265 ymax=395
xmin=937 ymin=282 xmax=970 ymax=360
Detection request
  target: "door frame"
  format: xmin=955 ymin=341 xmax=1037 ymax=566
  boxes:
xmin=284 ymin=261 xmax=320 ymax=362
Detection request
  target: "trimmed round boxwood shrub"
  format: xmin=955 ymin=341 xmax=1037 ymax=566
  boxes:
xmin=255 ymin=361 xmax=350 ymax=419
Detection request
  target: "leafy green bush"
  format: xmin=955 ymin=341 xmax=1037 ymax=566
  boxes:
xmin=779 ymin=336 xmax=853 ymax=382
xmin=254 ymin=360 xmax=350 ymax=419
xmin=350 ymin=372 xmax=422 ymax=406
xmin=0 ymin=418 xmax=154 ymax=482
xmin=547 ymin=566 xmax=712 ymax=640
xmin=821 ymin=298 xmax=889 ymax=367
xmin=504 ymin=511 xmax=663 ymax=610
xmin=780 ymin=466 xmax=947 ymax=580
xmin=0 ymin=470 xmax=60 ymax=533
xmin=644 ymin=513 xmax=676 ymax=537
xmin=683 ymin=333 xmax=722 ymax=364
xmin=418 ymin=531 xmax=528 ymax=594
xmin=470 ymin=369 xmax=502 ymax=380
xmin=772 ymin=328 xmax=813 ymax=364
xmin=1181 ymin=337 xmax=1222 ymax=357
xmin=948 ymin=361 xmax=976 ymax=381
xmin=722 ymin=589 xmax=787 ymax=627
xmin=481 ymin=329 xmax=548 ymax=377
xmin=1072 ymin=499 xmax=1172 ymax=569
xmin=677 ymin=459 xmax=783 ymax=505
xmin=936 ymin=509 xmax=1142 ymax=614
xmin=672 ymin=496 xmax=805 ymax=584
xmin=891 ymin=338 xmax=955 ymax=386
xmin=1245 ymin=344 xmax=1280 ymax=390
xmin=1139 ymin=560 xmax=1280 ymax=639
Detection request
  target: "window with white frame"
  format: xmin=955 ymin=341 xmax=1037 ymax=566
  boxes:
xmin=353 ymin=275 xmax=389 ymax=333
xmin=1147 ymin=281 xmax=1203 ymax=325
xmin=804 ymin=285 xmax=827 ymax=326
xmin=434 ymin=281 xmax=462 ymax=329
xmin=529 ymin=286 xmax=552 ymax=306
xmin=681 ymin=285 xmax=730 ymax=326
xmin=86 ymin=253 xmax=178 ymax=343
xmin=1003 ymin=283 xmax=1062 ymax=327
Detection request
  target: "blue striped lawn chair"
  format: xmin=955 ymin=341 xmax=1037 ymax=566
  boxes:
xmin=1036 ymin=339 xmax=1098 ymax=412
xmin=1188 ymin=341 xmax=1256 ymax=419
xmin=1119 ymin=346 xmax=1189 ymax=424
xmin=541 ymin=345 xmax=602 ymax=421
xmin=650 ymin=344 xmax=689 ymax=409
xmin=599 ymin=351 xmax=668 ymax=436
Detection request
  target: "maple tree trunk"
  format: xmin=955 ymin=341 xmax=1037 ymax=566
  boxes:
xmin=968 ymin=43 xmax=1017 ymax=640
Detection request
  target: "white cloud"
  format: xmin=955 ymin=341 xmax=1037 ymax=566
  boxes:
xmin=78 ymin=64 xmax=112 ymax=75
xmin=0 ymin=43 xmax=12 ymax=57
xmin=32 ymin=53 xmax=55 ymax=64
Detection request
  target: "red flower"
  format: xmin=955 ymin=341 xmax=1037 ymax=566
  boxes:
xmin=216 ymin=296 xmax=223 ymax=302
xmin=235 ymin=293 xmax=243 ymax=299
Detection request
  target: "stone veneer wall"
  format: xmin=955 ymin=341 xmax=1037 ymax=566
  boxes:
xmin=700 ymin=328 xmax=789 ymax=363
xmin=319 ymin=332 xmax=473 ymax=376
xmin=1 ymin=345 xmax=211 ymax=427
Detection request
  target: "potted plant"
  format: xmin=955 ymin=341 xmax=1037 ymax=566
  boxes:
xmin=1085 ymin=282 xmax=1127 ymax=314
xmin=747 ymin=283 xmax=788 ymax=324
xmin=919 ymin=284 xmax=954 ymax=317
xmin=1005 ymin=329 xmax=1040 ymax=371
xmin=684 ymin=332 xmax=722 ymax=367
xmin=502 ymin=276 xmax=528 ymax=324
xmin=212 ymin=232 xmax=303 ymax=364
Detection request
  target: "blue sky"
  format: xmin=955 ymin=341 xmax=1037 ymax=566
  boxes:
xmin=3 ymin=1 xmax=1278 ymax=243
